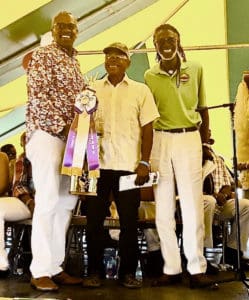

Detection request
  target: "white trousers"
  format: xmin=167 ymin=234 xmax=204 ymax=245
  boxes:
xmin=203 ymin=195 xmax=249 ymax=251
xmin=0 ymin=197 xmax=31 ymax=270
xmin=151 ymin=130 xmax=206 ymax=275
xmin=26 ymin=130 xmax=77 ymax=278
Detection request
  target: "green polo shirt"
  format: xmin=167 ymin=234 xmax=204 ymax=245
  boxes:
xmin=144 ymin=61 xmax=206 ymax=130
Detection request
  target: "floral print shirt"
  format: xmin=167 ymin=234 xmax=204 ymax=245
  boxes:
xmin=26 ymin=42 xmax=84 ymax=142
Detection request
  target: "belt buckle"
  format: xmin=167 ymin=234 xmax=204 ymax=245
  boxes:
xmin=182 ymin=128 xmax=186 ymax=133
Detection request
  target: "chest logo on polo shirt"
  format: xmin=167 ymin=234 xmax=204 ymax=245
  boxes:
xmin=180 ymin=73 xmax=190 ymax=83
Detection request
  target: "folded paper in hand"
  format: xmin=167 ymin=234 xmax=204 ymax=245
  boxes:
xmin=119 ymin=172 xmax=160 ymax=191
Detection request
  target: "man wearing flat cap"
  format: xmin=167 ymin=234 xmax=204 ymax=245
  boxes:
xmin=82 ymin=42 xmax=159 ymax=288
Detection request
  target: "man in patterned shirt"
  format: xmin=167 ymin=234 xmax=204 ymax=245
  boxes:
xmin=25 ymin=11 xmax=84 ymax=291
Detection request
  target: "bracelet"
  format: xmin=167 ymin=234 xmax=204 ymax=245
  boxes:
xmin=139 ymin=160 xmax=150 ymax=168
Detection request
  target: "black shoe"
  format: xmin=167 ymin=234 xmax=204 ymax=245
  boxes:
xmin=152 ymin=273 xmax=182 ymax=287
xmin=224 ymin=247 xmax=243 ymax=269
xmin=0 ymin=269 xmax=9 ymax=278
xmin=189 ymin=273 xmax=219 ymax=289
xmin=145 ymin=250 xmax=164 ymax=278
xmin=206 ymin=261 xmax=219 ymax=275
xmin=120 ymin=274 xmax=142 ymax=289
xmin=241 ymin=258 xmax=249 ymax=271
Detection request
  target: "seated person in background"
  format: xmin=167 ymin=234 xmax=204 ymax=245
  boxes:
xmin=0 ymin=149 xmax=31 ymax=276
xmin=12 ymin=132 xmax=35 ymax=215
xmin=0 ymin=144 xmax=17 ymax=195
xmin=203 ymin=131 xmax=249 ymax=271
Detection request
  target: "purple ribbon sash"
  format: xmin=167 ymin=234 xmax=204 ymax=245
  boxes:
xmin=61 ymin=87 xmax=99 ymax=178
xmin=63 ymin=127 xmax=77 ymax=167
xmin=87 ymin=114 xmax=99 ymax=171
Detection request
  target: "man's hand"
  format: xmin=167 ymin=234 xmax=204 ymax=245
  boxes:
xmin=27 ymin=199 xmax=35 ymax=216
xmin=61 ymin=124 xmax=71 ymax=138
xmin=135 ymin=164 xmax=150 ymax=186
xmin=21 ymin=194 xmax=35 ymax=216
xmin=214 ymin=192 xmax=227 ymax=206
xmin=237 ymin=163 xmax=249 ymax=170
xmin=214 ymin=186 xmax=232 ymax=206
xmin=202 ymin=145 xmax=213 ymax=164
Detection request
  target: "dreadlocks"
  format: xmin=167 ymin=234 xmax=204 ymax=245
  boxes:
xmin=153 ymin=24 xmax=186 ymax=87
xmin=153 ymin=24 xmax=186 ymax=62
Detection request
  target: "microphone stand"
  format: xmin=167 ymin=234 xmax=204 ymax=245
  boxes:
xmin=198 ymin=103 xmax=248 ymax=287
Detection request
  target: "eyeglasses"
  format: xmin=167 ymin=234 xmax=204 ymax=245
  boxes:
xmin=7 ymin=151 xmax=16 ymax=159
xmin=105 ymin=54 xmax=128 ymax=60
xmin=155 ymin=37 xmax=177 ymax=44
xmin=54 ymin=23 xmax=77 ymax=31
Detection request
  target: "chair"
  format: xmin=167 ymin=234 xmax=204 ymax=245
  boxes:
xmin=1 ymin=151 xmax=32 ymax=275
xmin=65 ymin=186 xmax=183 ymax=278
xmin=64 ymin=188 xmax=157 ymax=277
xmin=6 ymin=219 xmax=32 ymax=275
xmin=206 ymin=216 xmax=232 ymax=270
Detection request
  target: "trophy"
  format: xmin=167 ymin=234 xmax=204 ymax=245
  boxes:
xmin=62 ymin=74 xmax=100 ymax=195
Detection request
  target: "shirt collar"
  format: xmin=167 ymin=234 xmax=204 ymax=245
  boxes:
xmin=52 ymin=41 xmax=78 ymax=57
xmin=103 ymin=73 xmax=131 ymax=86
xmin=151 ymin=61 xmax=188 ymax=75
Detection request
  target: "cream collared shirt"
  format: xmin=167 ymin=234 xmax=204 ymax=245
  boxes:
xmin=93 ymin=75 xmax=159 ymax=172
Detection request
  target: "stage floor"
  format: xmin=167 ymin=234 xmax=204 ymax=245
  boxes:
xmin=0 ymin=271 xmax=248 ymax=300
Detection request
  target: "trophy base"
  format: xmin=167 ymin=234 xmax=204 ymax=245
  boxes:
xmin=70 ymin=173 xmax=98 ymax=195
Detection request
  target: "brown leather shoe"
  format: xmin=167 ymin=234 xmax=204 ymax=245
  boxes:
xmin=152 ymin=273 xmax=182 ymax=287
xmin=121 ymin=274 xmax=142 ymax=289
xmin=31 ymin=276 xmax=59 ymax=291
xmin=52 ymin=271 xmax=82 ymax=285
xmin=189 ymin=273 xmax=219 ymax=289
xmin=82 ymin=274 xmax=101 ymax=288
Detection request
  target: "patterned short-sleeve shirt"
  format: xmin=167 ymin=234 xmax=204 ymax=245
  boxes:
xmin=26 ymin=42 xmax=84 ymax=142
xmin=211 ymin=151 xmax=233 ymax=193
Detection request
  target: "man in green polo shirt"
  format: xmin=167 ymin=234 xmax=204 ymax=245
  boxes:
xmin=144 ymin=24 xmax=217 ymax=289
